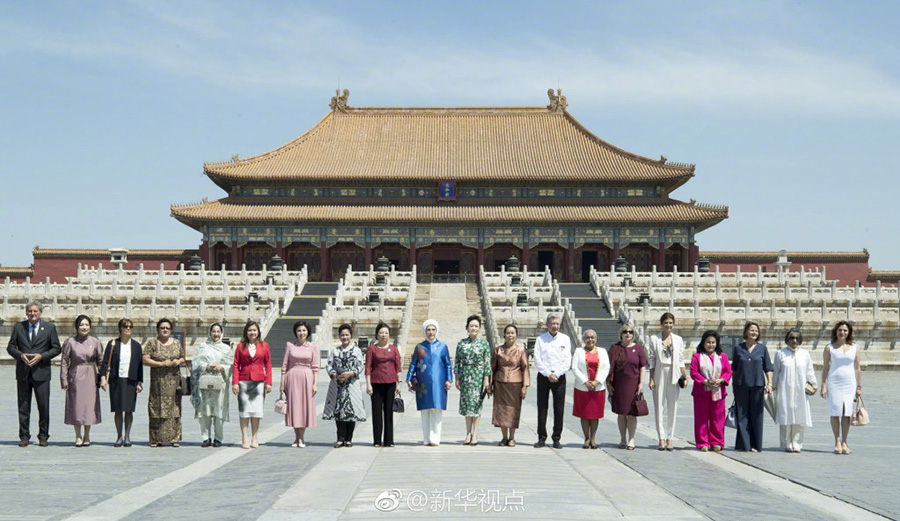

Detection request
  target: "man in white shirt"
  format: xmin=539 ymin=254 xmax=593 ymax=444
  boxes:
xmin=533 ymin=313 xmax=572 ymax=449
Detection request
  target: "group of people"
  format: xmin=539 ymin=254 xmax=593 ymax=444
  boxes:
xmin=7 ymin=301 xmax=863 ymax=454
xmin=650 ymin=315 xmax=862 ymax=454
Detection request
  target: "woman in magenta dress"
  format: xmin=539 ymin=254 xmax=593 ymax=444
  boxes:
xmin=60 ymin=315 xmax=103 ymax=447
xmin=281 ymin=320 xmax=318 ymax=448
xmin=606 ymin=323 xmax=647 ymax=450
xmin=690 ymin=330 xmax=732 ymax=452
xmin=571 ymin=329 xmax=609 ymax=449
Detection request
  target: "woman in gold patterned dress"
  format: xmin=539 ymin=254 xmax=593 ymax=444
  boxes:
xmin=142 ymin=318 xmax=185 ymax=447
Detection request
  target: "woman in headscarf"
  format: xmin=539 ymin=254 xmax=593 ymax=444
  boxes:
xmin=406 ymin=319 xmax=453 ymax=446
xmin=191 ymin=323 xmax=235 ymax=447
xmin=322 ymin=323 xmax=367 ymax=448
xmin=774 ymin=328 xmax=817 ymax=453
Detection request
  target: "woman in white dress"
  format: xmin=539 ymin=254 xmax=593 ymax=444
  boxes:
xmin=773 ymin=328 xmax=817 ymax=453
xmin=647 ymin=312 xmax=687 ymax=451
xmin=820 ymin=320 xmax=862 ymax=455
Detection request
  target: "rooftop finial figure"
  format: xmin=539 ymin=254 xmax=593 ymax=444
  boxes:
xmin=547 ymin=88 xmax=567 ymax=113
xmin=330 ymin=89 xmax=350 ymax=112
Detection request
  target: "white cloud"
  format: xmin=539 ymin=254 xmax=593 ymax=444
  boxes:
xmin=3 ymin=3 xmax=900 ymax=118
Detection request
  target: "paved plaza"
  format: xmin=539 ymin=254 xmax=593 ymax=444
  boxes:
xmin=0 ymin=366 xmax=896 ymax=520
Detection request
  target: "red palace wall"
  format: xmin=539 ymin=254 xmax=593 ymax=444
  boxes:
xmin=32 ymin=251 xmax=196 ymax=283
xmin=708 ymin=258 xmax=878 ymax=287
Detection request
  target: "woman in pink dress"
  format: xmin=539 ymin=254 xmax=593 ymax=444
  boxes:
xmin=690 ymin=330 xmax=732 ymax=452
xmin=281 ymin=320 xmax=319 ymax=448
xmin=60 ymin=315 xmax=103 ymax=447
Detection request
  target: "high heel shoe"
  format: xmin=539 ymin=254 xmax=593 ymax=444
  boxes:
xmin=114 ymin=437 xmax=124 ymax=448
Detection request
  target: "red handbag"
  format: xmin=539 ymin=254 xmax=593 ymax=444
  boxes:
xmin=630 ymin=392 xmax=649 ymax=417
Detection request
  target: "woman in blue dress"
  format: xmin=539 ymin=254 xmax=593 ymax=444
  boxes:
xmin=406 ymin=319 xmax=453 ymax=446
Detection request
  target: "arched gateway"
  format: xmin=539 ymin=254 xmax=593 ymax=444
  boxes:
xmin=171 ymin=90 xmax=728 ymax=281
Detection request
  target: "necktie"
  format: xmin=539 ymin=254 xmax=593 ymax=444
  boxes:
xmin=30 ymin=324 xmax=35 ymax=342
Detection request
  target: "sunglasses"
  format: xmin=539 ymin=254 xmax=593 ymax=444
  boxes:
xmin=622 ymin=330 xmax=634 ymax=335
xmin=788 ymin=336 xmax=800 ymax=341
xmin=121 ymin=325 xmax=133 ymax=329
xmin=159 ymin=327 xmax=171 ymax=331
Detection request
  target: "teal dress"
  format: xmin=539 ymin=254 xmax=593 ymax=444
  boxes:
xmin=454 ymin=337 xmax=491 ymax=417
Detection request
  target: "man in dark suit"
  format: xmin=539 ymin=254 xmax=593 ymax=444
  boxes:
xmin=7 ymin=301 xmax=61 ymax=447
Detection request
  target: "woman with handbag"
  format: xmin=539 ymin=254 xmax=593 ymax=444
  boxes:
xmin=100 ymin=318 xmax=143 ymax=447
xmin=233 ymin=320 xmax=272 ymax=449
xmin=406 ymin=319 xmax=453 ymax=446
xmin=142 ymin=318 xmax=185 ymax=447
xmin=281 ymin=320 xmax=317 ymax=448
xmin=191 ymin=323 xmax=235 ymax=448
xmin=773 ymin=328 xmax=817 ymax=453
xmin=60 ymin=315 xmax=103 ymax=447
xmin=323 ymin=324 xmax=366 ymax=447
xmin=820 ymin=320 xmax=862 ymax=455
xmin=454 ymin=315 xmax=491 ymax=446
xmin=571 ymin=329 xmax=610 ymax=449
xmin=606 ymin=323 xmax=647 ymax=450
xmin=731 ymin=321 xmax=774 ymax=453
xmin=491 ymin=324 xmax=529 ymax=447
xmin=690 ymin=330 xmax=732 ymax=452
xmin=365 ymin=322 xmax=402 ymax=447
xmin=647 ymin=312 xmax=688 ymax=451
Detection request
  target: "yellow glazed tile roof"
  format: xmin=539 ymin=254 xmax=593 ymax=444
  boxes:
xmin=204 ymin=97 xmax=695 ymax=184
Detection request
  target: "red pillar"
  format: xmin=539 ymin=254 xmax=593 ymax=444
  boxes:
xmin=688 ymin=242 xmax=699 ymax=268
xmin=477 ymin=241 xmax=485 ymax=271
xmin=657 ymin=241 xmax=666 ymax=271
xmin=230 ymin=241 xmax=240 ymax=270
xmin=410 ymin=242 xmax=417 ymax=273
xmin=364 ymin=241 xmax=373 ymax=269
xmin=320 ymin=242 xmax=330 ymax=282
xmin=275 ymin=241 xmax=284 ymax=259
xmin=522 ymin=241 xmax=530 ymax=270
xmin=199 ymin=241 xmax=210 ymax=268
xmin=611 ymin=242 xmax=620 ymax=270
xmin=566 ymin=243 xmax=576 ymax=282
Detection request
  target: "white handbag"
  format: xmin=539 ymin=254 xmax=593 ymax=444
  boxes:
xmin=198 ymin=372 xmax=225 ymax=391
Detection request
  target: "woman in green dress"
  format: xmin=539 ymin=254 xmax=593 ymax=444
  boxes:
xmin=454 ymin=314 xmax=491 ymax=446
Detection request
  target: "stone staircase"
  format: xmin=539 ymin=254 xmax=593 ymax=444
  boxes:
xmin=403 ymin=283 xmax=472 ymax=366
xmin=265 ymin=282 xmax=339 ymax=366
xmin=558 ymin=283 xmax=620 ymax=348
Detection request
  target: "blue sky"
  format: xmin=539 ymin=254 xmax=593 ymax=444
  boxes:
xmin=2 ymin=1 xmax=899 ymax=269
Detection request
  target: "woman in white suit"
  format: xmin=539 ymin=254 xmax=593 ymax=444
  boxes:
xmin=647 ymin=313 xmax=688 ymax=451
xmin=571 ymin=329 xmax=610 ymax=449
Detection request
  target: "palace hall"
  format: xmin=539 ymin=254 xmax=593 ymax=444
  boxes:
xmin=171 ymin=90 xmax=728 ymax=282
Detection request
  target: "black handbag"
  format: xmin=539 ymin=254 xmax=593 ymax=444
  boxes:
xmin=176 ymin=367 xmax=192 ymax=396
xmin=392 ymin=395 xmax=405 ymax=413
xmin=677 ymin=375 xmax=688 ymax=389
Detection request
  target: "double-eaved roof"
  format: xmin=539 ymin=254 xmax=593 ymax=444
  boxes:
xmin=173 ymin=90 xmax=727 ymax=232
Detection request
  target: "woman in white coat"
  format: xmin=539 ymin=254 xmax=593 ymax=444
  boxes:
xmin=773 ymin=328 xmax=817 ymax=453
xmin=571 ymin=329 xmax=610 ymax=449
xmin=647 ymin=312 xmax=688 ymax=451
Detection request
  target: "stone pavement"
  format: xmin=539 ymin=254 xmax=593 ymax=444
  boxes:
xmin=0 ymin=366 xmax=896 ymax=520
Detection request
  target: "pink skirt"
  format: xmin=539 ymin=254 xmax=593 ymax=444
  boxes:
xmin=573 ymin=389 xmax=605 ymax=419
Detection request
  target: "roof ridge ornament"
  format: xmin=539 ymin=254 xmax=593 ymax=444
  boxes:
xmin=330 ymin=89 xmax=350 ymax=112
xmin=547 ymin=88 xmax=567 ymax=113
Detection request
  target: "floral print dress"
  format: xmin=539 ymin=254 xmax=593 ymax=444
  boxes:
xmin=454 ymin=337 xmax=491 ymax=417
